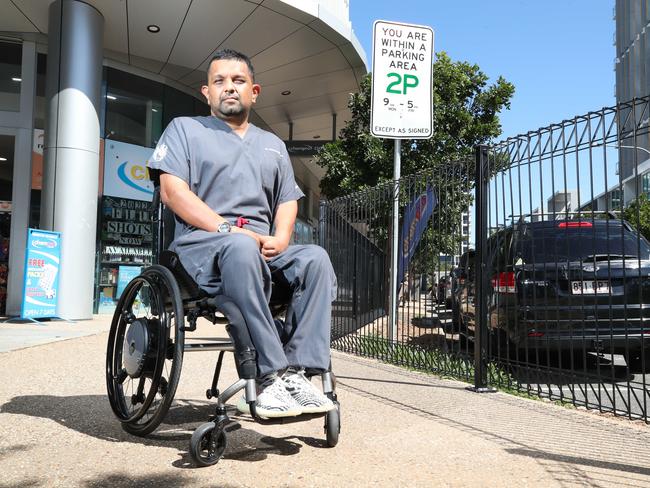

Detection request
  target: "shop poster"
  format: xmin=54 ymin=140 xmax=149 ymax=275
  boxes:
xmin=21 ymin=229 xmax=61 ymax=319
xmin=116 ymin=265 xmax=142 ymax=299
xmin=103 ymin=140 xmax=155 ymax=201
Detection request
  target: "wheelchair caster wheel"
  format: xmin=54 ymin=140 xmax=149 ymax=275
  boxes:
xmin=325 ymin=401 xmax=340 ymax=447
xmin=190 ymin=422 xmax=227 ymax=467
xmin=206 ymin=389 xmax=212 ymax=399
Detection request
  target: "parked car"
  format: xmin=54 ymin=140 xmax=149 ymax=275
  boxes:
xmin=454 ymin=219 xmax=650 ymax=360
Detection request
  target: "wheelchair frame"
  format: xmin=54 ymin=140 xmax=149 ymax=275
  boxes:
xmin=105 ymin=180 xmax=340 ymax=467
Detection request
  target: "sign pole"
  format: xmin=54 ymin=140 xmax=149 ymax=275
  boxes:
xmin=389 ymin=138 xmax=401 ymax=344
xmin=370 ymin=20 xmax=434 ymax=347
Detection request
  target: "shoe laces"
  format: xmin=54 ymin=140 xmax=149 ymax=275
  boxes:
xmin=258 ymin=372 xmax=279 ymax=390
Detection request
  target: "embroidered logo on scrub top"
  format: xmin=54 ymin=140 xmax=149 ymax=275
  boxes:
xmin=152 ymin=143 xmax=168 ymax=162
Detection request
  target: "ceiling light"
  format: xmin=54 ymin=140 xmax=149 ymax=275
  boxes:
xmin=11 ymin=77 xmax=21 ymax=82
xmin=281 ymin=90 xmax=291 ymax=96
xmin=147 ymin=24 xmax=160 ymax=33
xmin=0 ymin=157 xmax=6 ymax=161
xmin=152 ymin=108 xmax=158 ymax=112
xmin=106 ymin=95 xmax=117 ymax=100
xmin=313 ymin=135 xmax=321 ymax=139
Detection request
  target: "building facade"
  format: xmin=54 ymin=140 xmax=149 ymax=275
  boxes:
xmin=0 ymin=0 xmax=366 ymax=318
xmin=615 ymin=0 xmax=650 ymax=194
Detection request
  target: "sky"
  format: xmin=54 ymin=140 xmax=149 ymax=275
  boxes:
xmin=348 ymin=0 xmax=615 ymax=141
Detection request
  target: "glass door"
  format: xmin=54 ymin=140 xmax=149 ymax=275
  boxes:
xmin=0 ymin=135 xmax=15 ymax=314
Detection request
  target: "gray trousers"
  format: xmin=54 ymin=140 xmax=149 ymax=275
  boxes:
xmin=180 ymin=233 xmax=337 ymax=376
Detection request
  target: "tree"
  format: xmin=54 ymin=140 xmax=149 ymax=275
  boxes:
xmin=316 ymin=51 xmax=515 ymax=198
xmin=316 ymin=52 xmax=515 ymax=263
xmin=623 ymin=194 xmax=650 ymax=241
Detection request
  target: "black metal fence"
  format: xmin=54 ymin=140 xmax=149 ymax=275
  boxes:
xmin=322 ymin=95 xmax=650 ymax=421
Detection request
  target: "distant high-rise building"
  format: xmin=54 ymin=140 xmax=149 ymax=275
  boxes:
xmin=615 ymin=1 xmax=650 ymax=185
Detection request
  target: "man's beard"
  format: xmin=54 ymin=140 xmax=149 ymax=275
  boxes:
xmin=216 ymin=99 xmax=244 ymax=117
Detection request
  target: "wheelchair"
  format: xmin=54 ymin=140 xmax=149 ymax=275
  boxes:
xmin=105 ymin=180 xmax=341 ymax=467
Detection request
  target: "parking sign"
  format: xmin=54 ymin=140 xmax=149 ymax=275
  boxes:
xmin=370 ymin=20 xmax=434 ymax=139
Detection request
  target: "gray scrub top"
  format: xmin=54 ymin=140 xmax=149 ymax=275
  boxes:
xmin=147 ymin=116 xmax=304 ymax=285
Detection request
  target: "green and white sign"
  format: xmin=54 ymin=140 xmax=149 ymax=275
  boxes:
xmin=370 ymin=20 xmax=434 ymax=139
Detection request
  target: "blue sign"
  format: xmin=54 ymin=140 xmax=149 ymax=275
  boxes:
xmin=398 ymin=187 xmax=437 ymax=288
xmin=21 ymin=228 xmax=61 ymax=319
xmin=116 ymin=265 xmax=142 ymax=299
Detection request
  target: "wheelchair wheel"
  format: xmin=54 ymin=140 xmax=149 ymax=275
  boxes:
xmin=325 ymin=400 xmax=340 ymax=447
xmin=106 ymin=265 xmax=185 ymax=436
xmin=190 ymin=422 xmax=227 ymax=467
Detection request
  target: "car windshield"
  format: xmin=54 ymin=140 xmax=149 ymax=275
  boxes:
xmin=515 ymin=225 xmax=650 ymax=263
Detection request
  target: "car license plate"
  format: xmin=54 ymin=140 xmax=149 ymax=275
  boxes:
xmin=571 ymin=280 xmax=611 ymax=294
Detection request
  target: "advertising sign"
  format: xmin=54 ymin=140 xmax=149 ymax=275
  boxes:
xmin=397 ymin=187 xmax=437 ymax=287
xmin=21 ymin=229 xmax=61 ymax=319
xmin=104 ymin=140 xmax=155 ymax=201
xmin=101 ymin=196 xmax=153 ymax=246
xmin=284 ymin=140 xmax=329 ymax=156
xmin=116 ymin=265 xmax=142 ymax=299
xmin=370 ymin=20 xmax=434 ymax=139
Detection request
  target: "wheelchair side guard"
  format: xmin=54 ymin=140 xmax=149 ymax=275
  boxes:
xmin=206 ymin=295 xmax=257 ymax=381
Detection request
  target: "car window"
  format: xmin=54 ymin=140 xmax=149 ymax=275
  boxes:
xmin=488 ymin=230 xmax=510 ymax=271
xmin=516 ymin=224 xmax=650 ymax=262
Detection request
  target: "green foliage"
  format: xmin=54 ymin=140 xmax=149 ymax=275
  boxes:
xmin=315 ymin=51 xmax=515 ymax=198
xmin=316 ymin=52 xmax=515 ymax=262
xmin=623 ymin=194 xmax=650 ymax=241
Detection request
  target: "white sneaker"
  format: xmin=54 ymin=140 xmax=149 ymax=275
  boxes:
xmin=236 ymin=376 xmax=302 ymax=419
xmin=283 ymin=368 xmax=335 ymax=414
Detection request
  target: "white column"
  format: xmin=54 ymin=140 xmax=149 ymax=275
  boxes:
xmin=41 ymin=0 xmax=104 ymax=319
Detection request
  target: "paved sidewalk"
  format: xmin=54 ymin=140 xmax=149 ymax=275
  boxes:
xmin=1 ymin=316 xmax=650 ymax=487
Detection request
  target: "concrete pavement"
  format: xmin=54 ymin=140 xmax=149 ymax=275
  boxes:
xmin=1 ymin=316 xmax=650 ymax=487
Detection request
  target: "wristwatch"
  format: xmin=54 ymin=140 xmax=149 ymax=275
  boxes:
xmin=217 ymin=221 xmax=232 ymax=233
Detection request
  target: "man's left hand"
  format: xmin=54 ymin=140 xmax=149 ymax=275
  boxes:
xmin=259 ymin=235 xmax=289 ymax=260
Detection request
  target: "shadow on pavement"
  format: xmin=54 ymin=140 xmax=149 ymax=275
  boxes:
xmin=1 ymin=395 xmax=324 ymax=467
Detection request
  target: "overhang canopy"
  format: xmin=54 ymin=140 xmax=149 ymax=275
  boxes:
xmin=0 ymin=0 xmax=367 ymax=143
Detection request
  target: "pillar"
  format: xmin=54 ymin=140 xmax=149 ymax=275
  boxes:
xmin=41 ymin=0 xmax=104 ymax=319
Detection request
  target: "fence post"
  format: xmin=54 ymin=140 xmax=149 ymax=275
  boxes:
xmin=468 ymin=144 xmax=496 ymax=393
xmin=318 ymin=199 xmax=325 ymax=248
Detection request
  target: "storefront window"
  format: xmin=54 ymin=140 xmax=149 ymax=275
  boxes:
xmin=0 ymin=41 xmax=22 ymax=112
xmin=0 ymin=135 xmax=14 ymax=314
xmin=95 ymin=71 xmax=208 ymax=313
xmin=104 ymin=68 xmax=164 ymax=148
xmin=34 ymin=53 xmax=47 ymax=129
xmin=163 ymin=86 xmax=197 ymax=127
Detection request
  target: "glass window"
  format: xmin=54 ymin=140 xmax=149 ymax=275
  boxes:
xmin=0 ymin=41 xmax=22 ymax=112
xmin=34 ymin=53 xmax=47 ymax=129
xmin=643 ymin=172 xmax=650 ymax=197
xmin=194 ymin=97 xmax=210 ymax=116
xmin=609 ymin=189 xmax=623 ymax=210
xmin=105 ymin=68 xmax=163 ymax=148
xmin=163 ymin=86 xmax=195 ymax=128
xmin=518 ymin=223 xmax=650 ymax=262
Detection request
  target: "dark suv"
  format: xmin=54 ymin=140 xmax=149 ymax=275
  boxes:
xmin=455 ymin=219 xmax=650 ymax=358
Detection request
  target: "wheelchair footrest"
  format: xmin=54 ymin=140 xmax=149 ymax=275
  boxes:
xmin=253 ymin=411 xmax=327 ymax=425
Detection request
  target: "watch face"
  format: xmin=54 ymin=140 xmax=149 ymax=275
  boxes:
xmin=218 ymin=221 xmax=231 ymax=233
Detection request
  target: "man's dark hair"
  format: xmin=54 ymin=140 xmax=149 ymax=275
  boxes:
xmin=207 ymin=49 xmax=255 ymax=82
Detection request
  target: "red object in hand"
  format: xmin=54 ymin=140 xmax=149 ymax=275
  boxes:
xmin=236 ymin=217 xmax=250 ymax=228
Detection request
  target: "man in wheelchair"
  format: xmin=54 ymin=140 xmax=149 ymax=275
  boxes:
xmin=147 ymin=49 xmax=337 ymax=419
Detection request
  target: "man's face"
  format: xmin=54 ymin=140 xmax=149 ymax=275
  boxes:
xmin=201 ymin=59 xmax=260 ymax=122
